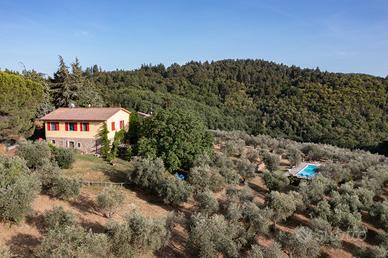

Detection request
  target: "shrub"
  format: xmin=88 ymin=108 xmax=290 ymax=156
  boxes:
xmin=35 ymin=161 xmax=61 ymax=190
xmin=189 ymin=165 xmax=225 ymax=192
xmin=106 ymin=210 xmax=170 ymax=258
xmin=278 ymin=227 xmax=321 ymax=258
xmin=129 ymin=157 xmax=191 ymax=205
xmin=124 ymin=145 xmax=132 ymax=161
xmin=156 ymin=177 xmax=192 ymax=205
xmin=285 ymin=147 xmax=302 ymax=166
xmin=96 ymin=186 xmax=125 ymax=217
xmin=50 ymin=145 xmax=74 ymax=169
xmin=262 ymin=152 xmax=280 ymax=172
xmin=188 ymin=213 xmax=243 ymax=258
xmin=262 ymin=242 xmax=283 ymax=258
xmin=49 ymin=176 xmax=81 ymax=200
xmin=246 ymin=245 xmax=264 ymax=258
xmin=263 ymin=171 xmax=290 ymax=191
xmin=223 ymin=139 xmax=245 ymax=157
xmin=301 ymin=144 xmax=325 ymax=161
xmin=43 ymin=206 xmax=74 ymax=231
xmin=195 ymin=191 xmax=219 ymax=215
xmin=0 ymin=156 xmax=41 ymax=223
xmin=309 ymin=217 xmax=341 ymax=248
xmin=17 ymin=141 xmax=51 ymax=170
xmin=298 ymin=174 xmax=335 ymax=205
xmin=36 ymin=226 xmax=110 ymax=258
xmin=213 ymin=154 xmax=240 ymax=184
xmin=110 ymin=129 xmax=125 ymax=160
xmin=99 ymin=122 xmax=111 ymax=160
xmin=369 ymin=201 xmax=388 ymax=231
xmin=129 ymin=157 xmax=165 ymax=188
xmin=236 ymin=158 xmax=257 ymax=182
xmin=0 ymin=245 xmax=12 ymax=258
xmin=267 ymin=191 xmax=303 ymax=226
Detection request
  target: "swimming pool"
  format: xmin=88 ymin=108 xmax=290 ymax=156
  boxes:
xmin=296 ymin=164 xmax=318 ymax=178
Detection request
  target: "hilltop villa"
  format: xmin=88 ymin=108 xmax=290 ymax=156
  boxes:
xmin=41 ymin=107 xmax=131 ymax=153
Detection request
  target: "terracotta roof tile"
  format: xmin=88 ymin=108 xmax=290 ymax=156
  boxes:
xmin=40 ymin=108 xmax=130 ymax=121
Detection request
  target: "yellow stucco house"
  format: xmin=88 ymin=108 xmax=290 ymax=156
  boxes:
xmin=41 ymin=107 xmax=131 ymax=153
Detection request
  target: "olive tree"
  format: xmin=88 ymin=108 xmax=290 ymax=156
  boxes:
xmin=278 ymin=227 xmax=321 ymax=258
xmin=195 ymin=191 xmax=219 ymax=215
xmin=267 ymin=191 xmax=303 ymax=228
xmin=0 ymin=156 xmax=40 ymax=223
xmin=36 ymin=226 xmax=110 ymax=258
xmin=262 ymin=152 xmax=280 ymax=172
xmin=188 ymin=213 xmax=243 ymax=258
xmin=369 ymin=201 xmax=388 ymax=231
xmin=106 ymin=210 xmax=170 ymax=258
xmin=48 ymin=176 xmax=81 ymax=200
xmin=96 ymin=186 xmax=124 ymax=217
xmin=17 ymin=141 xmax=51 ymax=170
xmin=43 ymin=206 xmax=75 ymax=231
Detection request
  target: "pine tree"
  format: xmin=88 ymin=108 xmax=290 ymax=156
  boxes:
xmin=50 ymin=56 xmax=78 ymax=107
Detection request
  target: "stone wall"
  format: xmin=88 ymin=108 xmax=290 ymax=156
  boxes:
xmin=47 ymin=137 xmax=100 ymax=154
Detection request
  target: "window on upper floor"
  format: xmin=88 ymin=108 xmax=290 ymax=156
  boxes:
xmin=80 ymin=122 xmax=89 ymax=131
xmin=65 ymin=122 xmax=77 ymax=131
xmin=48 ymin=122 xmax=59 ymax=131
xmin=120 ymin=120 xmax=124 ymax=129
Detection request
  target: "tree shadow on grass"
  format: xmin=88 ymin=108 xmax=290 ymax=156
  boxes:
xmin=99 ymin=161 xmax=130 ymax=183
xmin=6 ymin=233 xmax=40 ymax=258
xmin=79 ymin=219 xmax=105 ymax=234
xmin=341 ymin=239 xmax=364 ymax=257
xmin=69 ymin=195 xmax=98 ymax=215
xmin=25 ymin=213 xmax=45 ymax=234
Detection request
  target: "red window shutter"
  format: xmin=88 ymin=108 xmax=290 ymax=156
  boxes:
xmin=47 ymin=122 xmax=51 ymax=131
xmin=74 ymin=123 xmax=78 ymax=131
xmin=80 ymin=123 xmax=83 ymax=131
xmin=86 ymin=123 xmax=90 ymax=131
xmin=111 ymin=122 xmax=115 ymax=131
xmin=55 ymin=123 xmax=59 ymax=131
xmin=65 ymin=122 xmax=69 ymax=131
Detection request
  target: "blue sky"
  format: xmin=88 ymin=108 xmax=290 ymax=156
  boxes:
xmin=0 ymin=0 xmax=387 ymax=77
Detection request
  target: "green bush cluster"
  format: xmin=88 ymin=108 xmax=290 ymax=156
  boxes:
xmin=0 ymin=156 xmax=40 ymax=223
xmin=129 ymin=157 xmax=191 ymax=205
xmin=106 ymin=210 xmax=170 ymax=258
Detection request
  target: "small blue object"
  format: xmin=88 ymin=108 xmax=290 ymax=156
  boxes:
xmin=175 ymin=172 xmax=188 ymax=181
xmin=296 ymin=164 xmax=318 ymax=178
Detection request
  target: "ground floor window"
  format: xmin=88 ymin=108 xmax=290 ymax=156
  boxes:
xmin=68 ymin=141 xmax=75 ymax=148
xmin=51 ymin=139 xmax=56 ymax=144
xmin=77 ymin=142 xmax=81 ymax=148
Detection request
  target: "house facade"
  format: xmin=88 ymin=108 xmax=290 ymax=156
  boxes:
xmin=41 ymin=107 xmax=131 ymax=153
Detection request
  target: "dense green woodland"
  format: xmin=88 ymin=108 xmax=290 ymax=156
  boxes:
xmin=88 ymin=60 xmax=388 ymax=152
xmin=1 ymin=58 xmax=387 ymax=153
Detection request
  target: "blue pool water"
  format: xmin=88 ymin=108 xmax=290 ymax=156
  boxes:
xmin=296 ymin=164 xmax=318 ymax=178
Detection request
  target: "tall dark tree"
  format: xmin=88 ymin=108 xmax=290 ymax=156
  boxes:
xmin=0 ymin=72 xmax=45 ymax=139
xmin=137 ymin=109 xmax=213 ymax=171
xmin=50 ymin=56 xmax=78 ymax=107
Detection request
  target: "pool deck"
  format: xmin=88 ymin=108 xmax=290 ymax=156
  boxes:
xmin=288 ymin=162 xmax=320 ymax=177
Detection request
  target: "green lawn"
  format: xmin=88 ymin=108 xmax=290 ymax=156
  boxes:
xmin=61 ymin=153 xmax=131 ymax=183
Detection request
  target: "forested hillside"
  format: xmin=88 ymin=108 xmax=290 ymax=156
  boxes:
xmin=1 ymin=58 xmax=387 ymax=152
xmin=87 ymin=60 xmax=387 ymax=152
